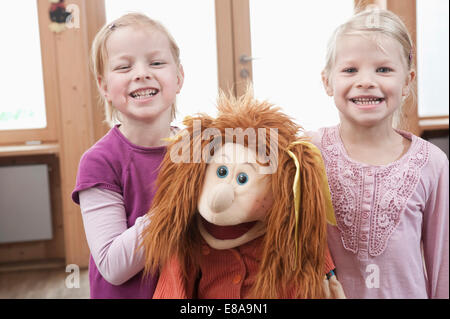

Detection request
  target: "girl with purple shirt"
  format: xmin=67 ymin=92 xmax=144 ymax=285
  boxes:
xmin=310 ymin=9 xmax=449 ymax=298
xmin=72 ymin=13 xmax=184 ymax=298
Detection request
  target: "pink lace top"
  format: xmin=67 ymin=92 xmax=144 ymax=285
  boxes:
xmin=310 ymin=125 xmax=449 ymax=299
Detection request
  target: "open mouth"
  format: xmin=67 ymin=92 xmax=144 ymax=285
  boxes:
xmin=129 ymin=87 xmax=159 ymax=99
xmin=200 ymin=215 xmax=257 ymax=240
xmin=350 ymin=97 xmax=385 ymax=105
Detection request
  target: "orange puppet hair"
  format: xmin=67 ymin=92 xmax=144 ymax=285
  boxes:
xmin=140 ymin=88 xmax=329 ymax=298
xmin=252 ymin=141 xmax=328 ymax=298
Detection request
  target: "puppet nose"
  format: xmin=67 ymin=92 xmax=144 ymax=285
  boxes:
xmin=208 ymin=183 xmax=235 ymax=213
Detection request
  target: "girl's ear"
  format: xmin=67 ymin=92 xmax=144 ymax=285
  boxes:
xmin=97 ymin=76 xmax=109 ymax=100
xmin=176 ymin=64 xmax=185 ymax=94
xmin=402 ymin=69 xmax=416 ymax=97
xmin=321 ymin=70 xmax=333 ymax=97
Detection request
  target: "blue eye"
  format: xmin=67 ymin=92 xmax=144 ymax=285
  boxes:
xmin=343 ymin=67 xmax=357 ymax=73
xmin=377 ymin=67 xmax=392 ymax=73
xmin=217 ymin=166 xmax=228 ymax=178
xmin=236 ymin=172 xmax=249 ymax=185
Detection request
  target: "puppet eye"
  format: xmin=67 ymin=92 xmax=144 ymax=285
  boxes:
xmin=217 ymin=165 xmax=229 ymax=178
xmin=236 ymin=172 xmax=249 ymax=185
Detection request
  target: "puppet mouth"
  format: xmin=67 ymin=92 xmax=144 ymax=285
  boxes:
xmin=200 ymin=216 xmax=257 ymax=240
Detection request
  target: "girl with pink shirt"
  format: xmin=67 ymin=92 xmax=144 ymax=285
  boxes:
xmin=310 ymin=8 xmax=449 ymax=298
xmin=72 ymin=13 xmax=184 ymax=298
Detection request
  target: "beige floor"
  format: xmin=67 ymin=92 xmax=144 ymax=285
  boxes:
xmin=0 ymin=266 xmax=90 ymax=299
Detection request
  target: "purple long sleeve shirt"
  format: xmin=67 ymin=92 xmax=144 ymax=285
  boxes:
xmin=72 ymin=125 xmax=166 ymax=299
xmin=310 ymin=125 xmax=449 ymax=299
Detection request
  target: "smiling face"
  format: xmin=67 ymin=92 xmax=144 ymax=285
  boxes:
xmin=323 ymin=34 xmax=414 ymax=128
xmin=197 ymin=142 xmax=273 ymax=249
xmin=99 ymin=26 xmax=183 ymax=124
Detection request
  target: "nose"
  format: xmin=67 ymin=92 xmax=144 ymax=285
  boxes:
xmin=207 ymin=183 xmax=235 ymax=213
xmin=134 ymin=74 xmax=150 ymax=81
xmin=356 ymin=72 xmax=376 ymax=89
xmin=133 ymin=63 xmax=151 ymax=81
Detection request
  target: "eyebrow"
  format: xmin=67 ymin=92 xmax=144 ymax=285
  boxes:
xmin=110 ymin=55 xmax=133 ymax=63
xmin=375 ymin=59 xmax=396 ymax=65
xmin=338 ymin=58 xmax=396 ymax=65
xmin=112 ymin=50 xmax=165 ymax=60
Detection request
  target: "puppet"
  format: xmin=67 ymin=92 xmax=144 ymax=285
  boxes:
xmin=141 ymin=90 xmax=344 ymax=298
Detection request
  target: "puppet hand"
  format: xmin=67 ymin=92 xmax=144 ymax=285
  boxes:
xmin=323 ymin=274 xmax=346 ymax=299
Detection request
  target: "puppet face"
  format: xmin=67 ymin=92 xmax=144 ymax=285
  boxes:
xmin=197 ymin=142 xmax=274 ymax=250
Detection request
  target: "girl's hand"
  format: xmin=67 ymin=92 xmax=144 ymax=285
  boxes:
xmin=323 ymin=274 xmax=346 ymax=299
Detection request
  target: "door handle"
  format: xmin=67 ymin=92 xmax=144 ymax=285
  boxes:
xmin=239 ymin=54 xmax=257 ymax=64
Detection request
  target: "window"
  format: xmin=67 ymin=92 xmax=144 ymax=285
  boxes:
xmin=416 ymin=0 xmax=449 ymax=117
xmin=0 ymin=1 xmax=46 ymax=131
xmin=249 ymin=0 xmax=354 ymax=131
xmin=0 ymin=1 xmax=58 ymax=145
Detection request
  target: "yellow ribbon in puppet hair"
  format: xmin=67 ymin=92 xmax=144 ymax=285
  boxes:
xmin=286 ymin=141 xmax=337 ymax=268
xmin=161 ymin=133 xmax=182 ymax=144
xmin=161 ymin=116 xmax=194 ymax=144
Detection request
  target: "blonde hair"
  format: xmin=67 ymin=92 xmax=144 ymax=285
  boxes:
xmin=91 ymin=12 xmax=181 ymax=127
xmin=323 ymin=8 xmax=416 ymax=128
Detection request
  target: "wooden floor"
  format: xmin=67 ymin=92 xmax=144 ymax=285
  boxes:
xmin=0 ymin=263 xmax=90 ymax=299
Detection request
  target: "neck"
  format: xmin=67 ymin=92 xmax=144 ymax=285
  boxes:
xmin=338 ymin=119 xmax=400 ymax=147
xmin=337 ymin=119 xmax=410 ymax=166
xmin=119 ymin=116 xmax=172 ymax=148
